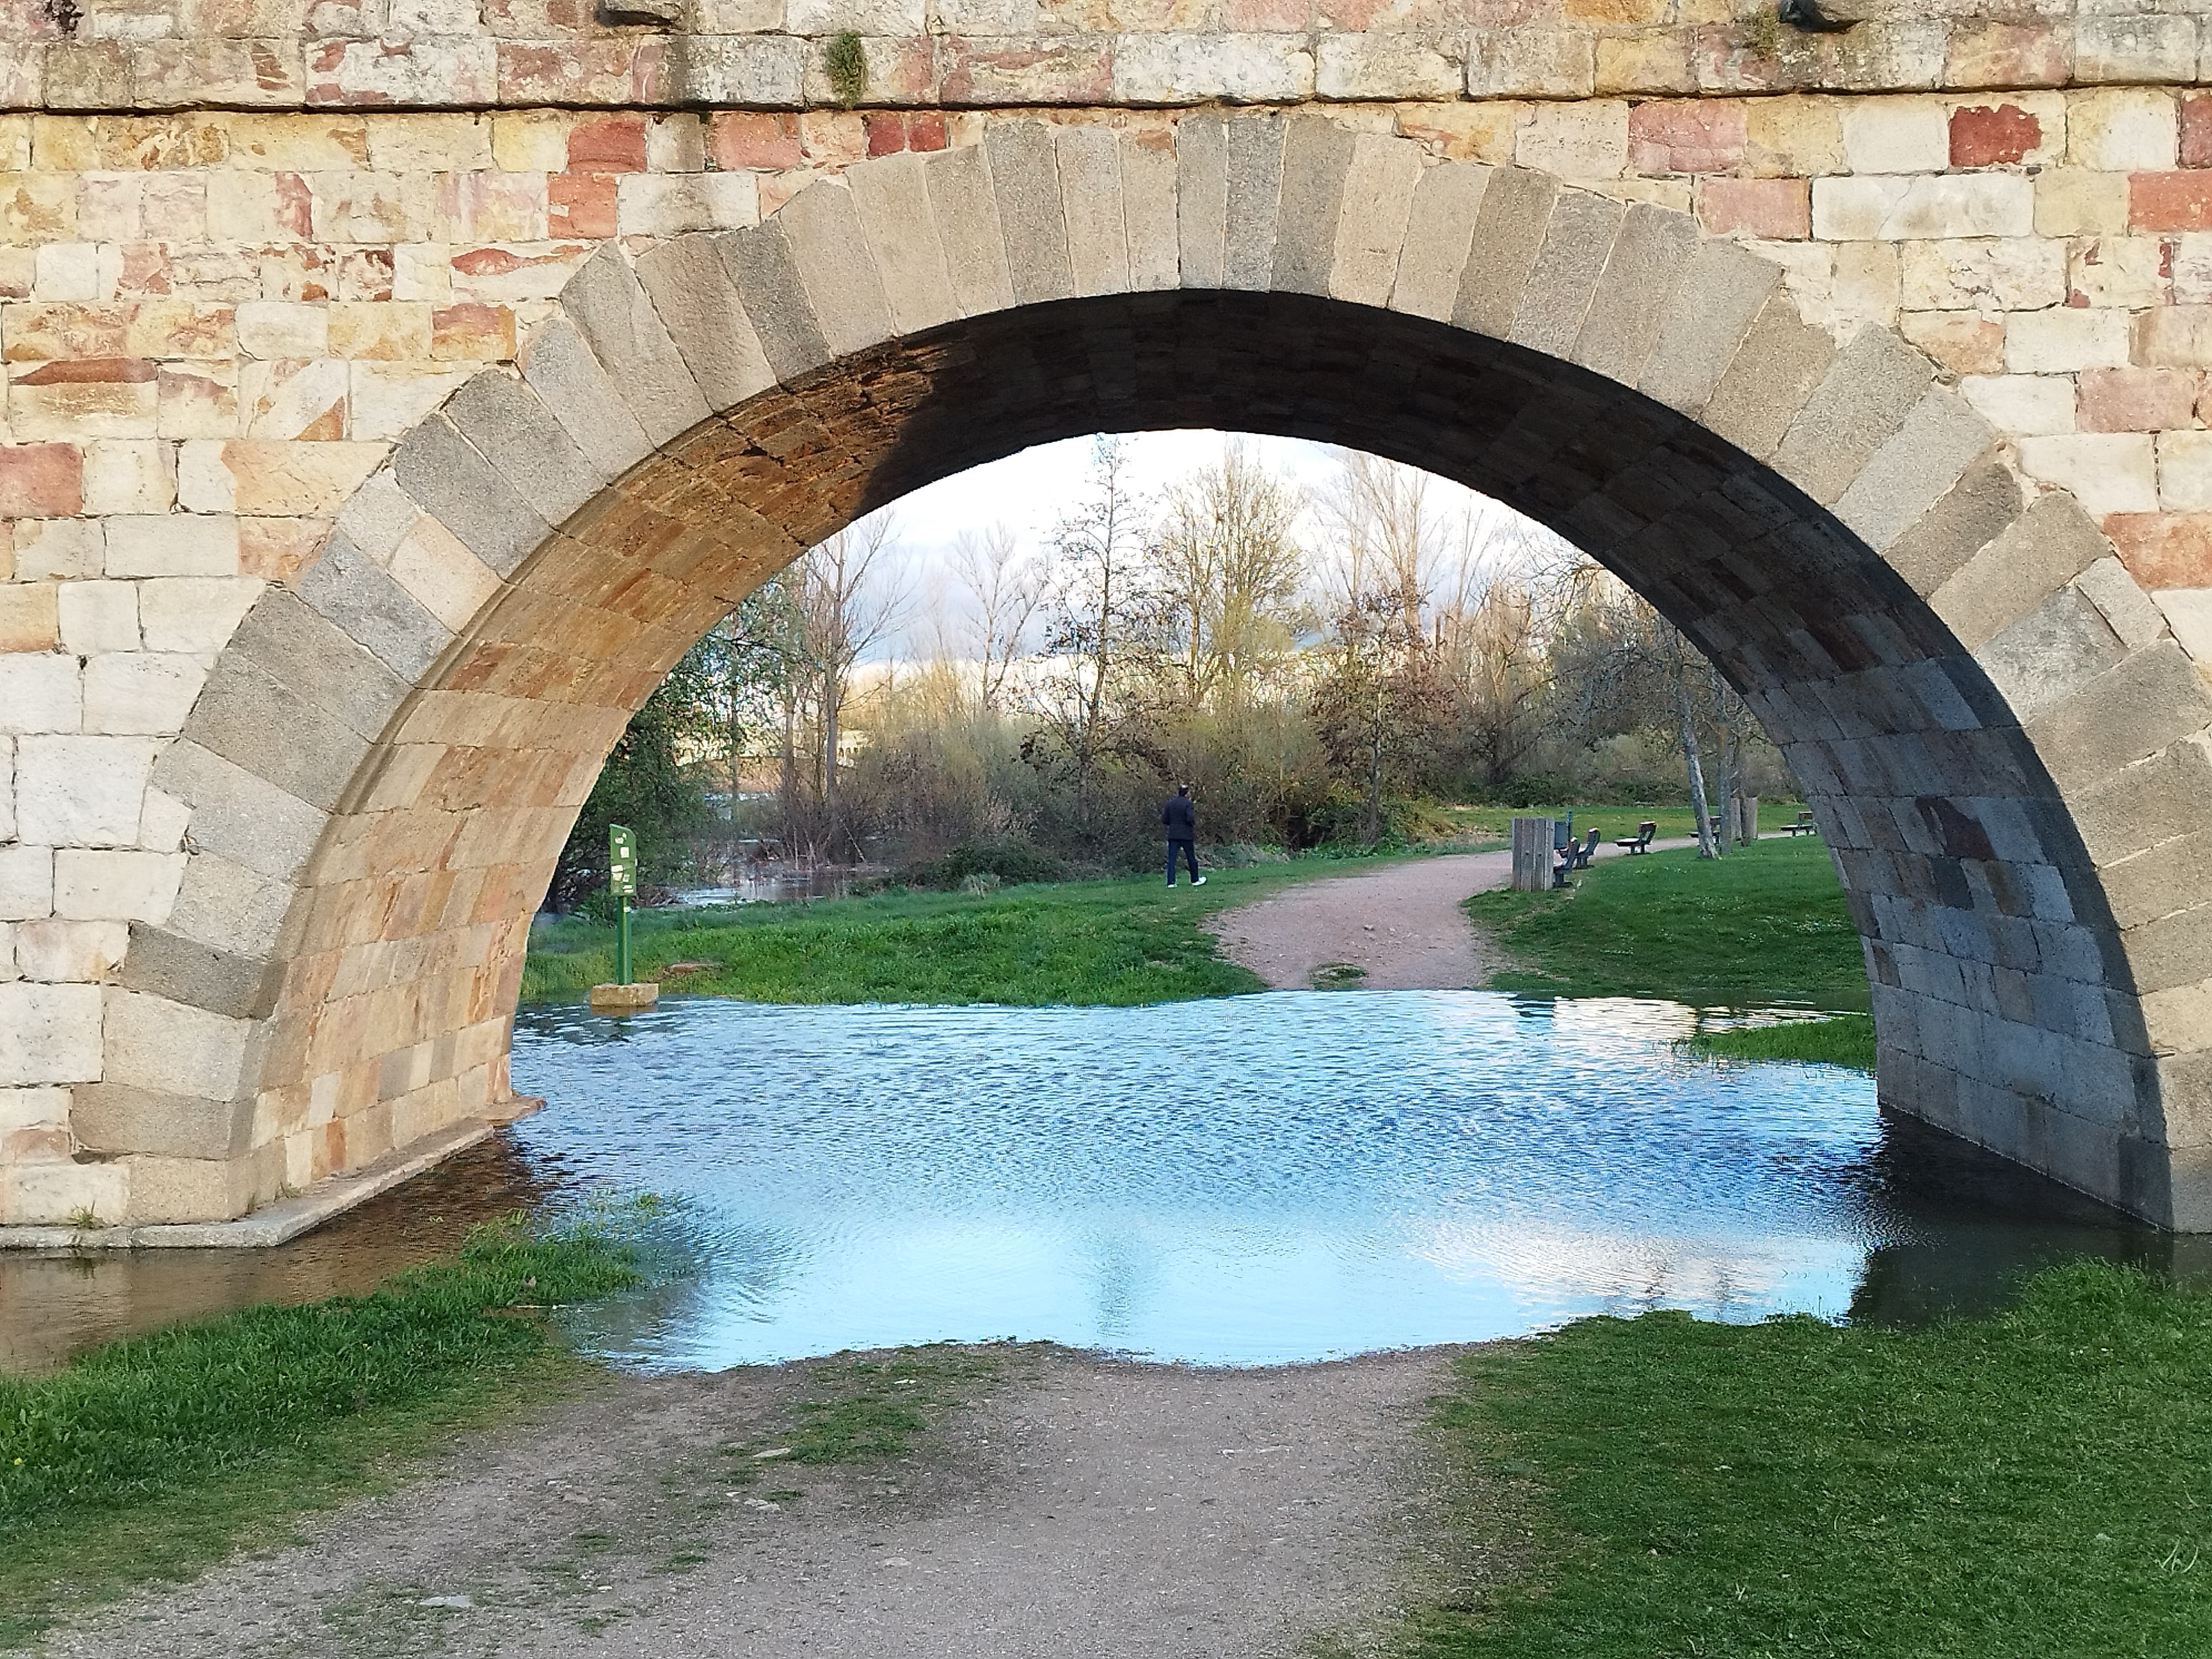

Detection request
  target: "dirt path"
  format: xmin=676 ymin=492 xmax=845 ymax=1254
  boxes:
xmin=1208 ymin=838 xmax=1691 ymax=992
xmin=37 ymin=1347 xmax=1483 ymax=1659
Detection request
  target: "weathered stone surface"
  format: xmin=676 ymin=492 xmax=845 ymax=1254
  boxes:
xmin=1771 ymin=326 xmax=1938 ymax=506
xmin=634 ymin=233 xmax=780 ymax=411
xmin=515 ymin=316 xmax=656 ymax=483
xmin=1222 ymin=113 xmax=1286 ymax=293
xmin=1834 ymin=393 xmax=1996 ymax=553
xmin=444 ymin=369 xmax=603 ymax=529
xmin=778 ymin=178 xmax=896 ymax=356
xmin=985 ymin=121 xmax=1075 ymax=307
xmin=1270 ymin=114 xmax=1354 ymax=300
xmin=718 ymin=220 xmax=835 ymax=384
xmin=1571 ymin=202 xmax=1696 ymax=387
xmin=925 ymin=140 xmax=1018 ymax=317
xmin=1452 ymin=166 xmax=1560 ymax=339
xmin=847 ymin=151 xmax=961 ymax=334
xmin=1639 ymin=238 xmax=1780 ymax=416
xmin=390 ymin=412 xmax=551 ymax=578
xmin=559 ymin=243 xmax=713 ymax=447
xmin=1700 ymin=290 xmax=1837 ymax=461
xmin=1390 ymin=160 xmax=1489 ymax=324
xmin=1175 ymin=113 xmax=1229 ymax=292
xmin=1510 ymin=189 xmax=1623 ymax=359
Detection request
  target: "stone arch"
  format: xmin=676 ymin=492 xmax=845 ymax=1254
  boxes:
xmin=99 ymin=111 xmax=2212 ymax=1232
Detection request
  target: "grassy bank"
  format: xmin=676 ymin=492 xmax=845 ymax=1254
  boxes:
xmin=521 ymin=861 xmax=1336 ymax=1006
xmin=1464 ymin=834 xmax=1874 ymax=1066
xmin=1438 ymin=800 xmax=1811 ymax=845
xmin=0 ymin=1213 xmax=641 ymax=1645
xmin=1415 ymin=1259 xmax=2211 ymax=1656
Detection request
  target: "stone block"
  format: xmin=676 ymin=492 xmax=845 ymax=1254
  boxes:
xmin=1516 ymin=102 xmax=1626 ymax=182
xmin=1390 ymin=160 xmax=1489 ymax=324
xmin=52 ymin=848 xmax=186 ymax=927
xmin=1121 ymin=132 xmax=1178 ymax=294
xmin=224 ymin=586 xmax=410 ymax=740
xmin=984 ymin=121 xmax=1075 ymax=308
xmin=1629 ymin=100 xmax=1745 ymax=178
xmin=1467 ymin=26 xmax=1592 ymax=100
xmin=0 ymin=445 xmax=82 ymax=519
xmin=923 ymin=142 xmax=1018 ymax=317
xmin=1929 ymin=493 xmax=2109 ymax=654
xmin=0 ymin=982 xmax=101 ymax=1086
xmin=391 ymin=411 xmax=550 ymax=579
xmin=2028 ymin=643 xmax=2212 ymax=799
xmin=1636 ymin=236 xmax=1779 ymax=417
xmin=847 ymin=152 xmax=960 ymax=336
xmin=2035 ymin=169 xmax=2130 ymax=238
xmin=0 ymin=653 xmax=81 ymax=735
xmin=2132 ymin=306 xmax=2212 ymax=369
xmin=1699 ymin=289 xmax=1835 ymax=462
xmin=2152 ymin=588 xmax=2212 ymax=664
xmin=14 ymin=917 xmax=127 ymax=981
xmin=150 ymin=739 xmax=327 ymax=885
xmin=2075 ymin=555 xmax=2168 ymax=654
xmin=1270 ymin=114 xmax=1353 ymax=300
xmin=385 ymin=515 xmax=500 ymax=637
xmin=718 ymin=220 xmax=834 ymax=385
xmin=1175 ymin=113 xmax=1228 ymax=292
xmin=1570 ymin=201 xmax=1697 ymax=386
xmin=1840 ymin=97 xmax=1949 ymax=175
xmin=71 ymin=1081 xmax=250 ymax=1162
xmin=1948 ymin=100 xmax=2051 ymax=169
xmin=1981 ymin=587 xmax=2130 ymax=725
xmin=15 ymin=734 xmax=155 ymax=848
xmin=1696 ymin=176 xmax=1809 ymax=240
xmin=1955 ymin=374 xmax=2072 ymax=441
xmin=1509 ymin=189 xmax=1621 ymax=359
xmin=163 ymin=849 xmax=293 ymax=968
xmin=102 ymin=513 xmax=238 ymax=579
xmin=137 ymin=576 xmax=260 ymax=654
xmin=774 ymin=178 xmax=900 ymax=357
xmin=445 ymin=369 xmax=602 ymax=530
xmin=1812 ymin=174 xmax=2033 ymax=241
xmin=1185 ymin=112 xmax=1277 ymax=294
xmin=1316 ymin=33 xmax=1458 ymax=103
xmin=0 ymin=846 xmax=52 ymax=922
xmin=2078 ymin=13 xmax=2197 ymax=85
xmin=1882 ymin=454 xmax=2024 ymax=598
xmin=182 ymin=651 xmax=372 ymax=814
xmin=1834 ymin=391 xmax=1996 ymax=554
xmin=12 ymin=524 xmax=102 ymax=583
xmin=1056 ymin=126 xmax=1131 ymax=301
xmin=2068 ymin=88 xmax=2179 ymax=173
xmin=0 ymin=737 xmax=10 ymax=847
xmin=1899 ymin=237 xmax=2063 ymax=313
xmin=2017 ymin=431 xmax=2158 ymax=517
xmin=515 ymin=316 xmax=656 ymax=485
xmin=1326 ymin=133 xmax=1421 ymax=309
xmin=1452 ymin=165 xmax=1559 ymax=339
xmin=1771 ymin=325 xmax=1936 ymax=506
xmin=1115 ymin=33 xmax=1314 ymax=106
xmin=2157 ymin=429 xmax=2212 ymax=512
xmin=559 ymin=243 xmax=713 ymax=449
xmin=82 ymin=653 xmax=205 ymax=737
xmin=116 ymin=922 xmax=280 ymax=1021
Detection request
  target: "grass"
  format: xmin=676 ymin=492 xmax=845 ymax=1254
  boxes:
xmin=1687 ymin=1011 xmax=1877 ymax=1068
xmin=1411 ymin=1259 xmax=2212 ymax=1657
xmin=521 ymin=860 xmax=1344 ymax=1006
xmin=1467 ymin=835 xmax=1870 ymax=1014
xmin=0 ymin=1211 xmax=643 ymax=1646
xmin=1437 ymin=800 xmax=1813 ymax=846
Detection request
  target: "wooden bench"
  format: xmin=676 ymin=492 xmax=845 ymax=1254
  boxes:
xmin=1779 ymin=811 xmax=1819 ymax=837
xmin=1569 ymin=827 xmax=1600 ymax=869
xmin=1615 ymin=820 xmax=1657 ymax=854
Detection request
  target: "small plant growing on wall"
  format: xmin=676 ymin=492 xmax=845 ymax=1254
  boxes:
xmin=826 ymin=30 xmax=868 ymax=107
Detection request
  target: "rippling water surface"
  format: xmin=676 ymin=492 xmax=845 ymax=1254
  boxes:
xmin=504 ymin=991 xmax=2166 ymax=1370
xmin=4 ymin=989 xmax=2181 ymax=1374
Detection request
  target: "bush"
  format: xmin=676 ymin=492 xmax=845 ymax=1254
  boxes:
xmin=898 ymin=836 xmax=1071 ymax=890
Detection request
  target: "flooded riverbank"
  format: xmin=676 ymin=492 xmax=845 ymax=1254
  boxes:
xmin=5 ymin=992 xmax=2195 ymax=1374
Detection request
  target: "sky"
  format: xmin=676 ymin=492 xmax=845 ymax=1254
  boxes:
xmin=859 ymin=428 xmax=1549 ymax=659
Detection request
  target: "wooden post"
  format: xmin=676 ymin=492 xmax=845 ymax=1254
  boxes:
xmin=1511 ymin=816 xmax=1555 ymax=892
xmin=1738 ymin=795 xmax=1760 ymax=842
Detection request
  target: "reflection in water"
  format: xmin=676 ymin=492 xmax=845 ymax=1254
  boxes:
xmin=505 ymin=992 xmax=2174 ymax=1370
xmin=8 ymin=990 xmax=2199 ymax=1375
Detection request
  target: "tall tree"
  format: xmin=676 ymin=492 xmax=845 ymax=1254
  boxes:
xmin=799 ymin=513 xmax=907 ymax=861
xmin=1148 ymin=440 xmax=1305 ymax=710
xmin=947 ymin=521 xmax=1044 ymax=712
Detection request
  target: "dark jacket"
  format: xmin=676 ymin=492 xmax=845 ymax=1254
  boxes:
xmin=1161 ymin=795 xmax=1195 ymax=841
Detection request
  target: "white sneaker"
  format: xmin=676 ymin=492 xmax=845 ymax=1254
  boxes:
xmin=1193 ymin=874 xmax=1207 ymax=886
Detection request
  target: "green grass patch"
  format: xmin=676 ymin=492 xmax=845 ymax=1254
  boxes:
xmin=1437 ymin=801 xmax=1812 ymax=846
xmin=1684 ymin=1013 xmax=1877 ymax=1069
xmin=521 ymin=862 xmax=1352 ymax=1006
xmin=1413 ymin=1260 xmax=2212 ymax=1657
xmin=1467 ymin=836 xmax=1869 ymax=1014
xmin=0 ymin=1212 xmax=643 ymax=1646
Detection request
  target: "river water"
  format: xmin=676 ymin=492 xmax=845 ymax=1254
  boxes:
xmin=2 ymin=992 xmax=2188 ymax=1373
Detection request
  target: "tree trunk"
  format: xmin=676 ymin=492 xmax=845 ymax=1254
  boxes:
xmin=1718 ymin=718 xmax=1740 ymax=853
xmin=1678 ymin=681 xmax=1717 ymax=859
xmin=1366 ymin=681 xmax=1384 ymax=846
xmin=778 ymin=691 xmax=797 ymax=860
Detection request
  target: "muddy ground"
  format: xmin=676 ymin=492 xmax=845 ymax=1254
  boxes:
xmin=39 ymin=1345 xmax=1501 ymax=1659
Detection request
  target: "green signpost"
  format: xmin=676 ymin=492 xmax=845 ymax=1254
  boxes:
xmin=608 ymin=824 xmax=637 ymax=985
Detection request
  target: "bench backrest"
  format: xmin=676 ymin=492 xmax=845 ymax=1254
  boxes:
xmin=1638 ymin=821 xmax=1657 ymax=843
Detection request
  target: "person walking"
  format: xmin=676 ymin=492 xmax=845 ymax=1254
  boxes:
xmin=1163 ymin=783 xmax=1204 ymax=888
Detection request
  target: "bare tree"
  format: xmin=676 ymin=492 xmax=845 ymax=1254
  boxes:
xmin=799 ymin=512 xmax=908 ymax=860
xmin=948 ymin=522 xmax=1044 ymax=713
xmin=1149 ymin=440 xmax=1305 ymax=710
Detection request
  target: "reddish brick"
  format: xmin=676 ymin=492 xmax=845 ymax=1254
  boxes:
xmin=708 ymin=112 xmax=802 ymax=172
xmin=2079 ymin=368 xmax=2199 ymax=433
xmin=547 ymin=170 xmax=618 ymax=239
xmin=864 ymin=112 xmax=908 ymax=158
xmin=0 ymin=444 xmax=81 ymax=518
xmin=432 ymin=302 xmax=515 ymax=361
xmin=1695 ymin=176 xmax=1808 ymax=239
xmin=567 ymin=116 xmax=646 ymax=173
xmin=908 ymin=110 xmax=948 ymax=152
xmin=2104 ymin=513 xmax=2212 ymax=588
xmin=2183 ymin=95 xmax=2212 ymax=169
xmin=2131 ymin=173 xmax=2212 ymax=232
xmin=1627 ymin=99 xmax=1745 ymax=175
xmin=1949 ymin=103 xmax=2040 ymax=169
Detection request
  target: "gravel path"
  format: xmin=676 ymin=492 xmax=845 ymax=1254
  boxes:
xmin=1207 ymin=837 xmax=1692 ymax=992
xmin=38 ymin=1347 xmax=1481 ymax=1659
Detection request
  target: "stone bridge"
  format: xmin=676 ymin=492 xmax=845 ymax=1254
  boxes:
xmin=6 ymin=0 xmax=2212 ymax=1234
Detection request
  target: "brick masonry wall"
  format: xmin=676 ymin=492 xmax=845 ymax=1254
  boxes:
xmin=6 ymin=90 xmax=2212 ymax=1229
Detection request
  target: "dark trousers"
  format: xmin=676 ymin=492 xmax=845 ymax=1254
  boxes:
xmin=1166 ymin=839 xmax=1199 ymax=884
